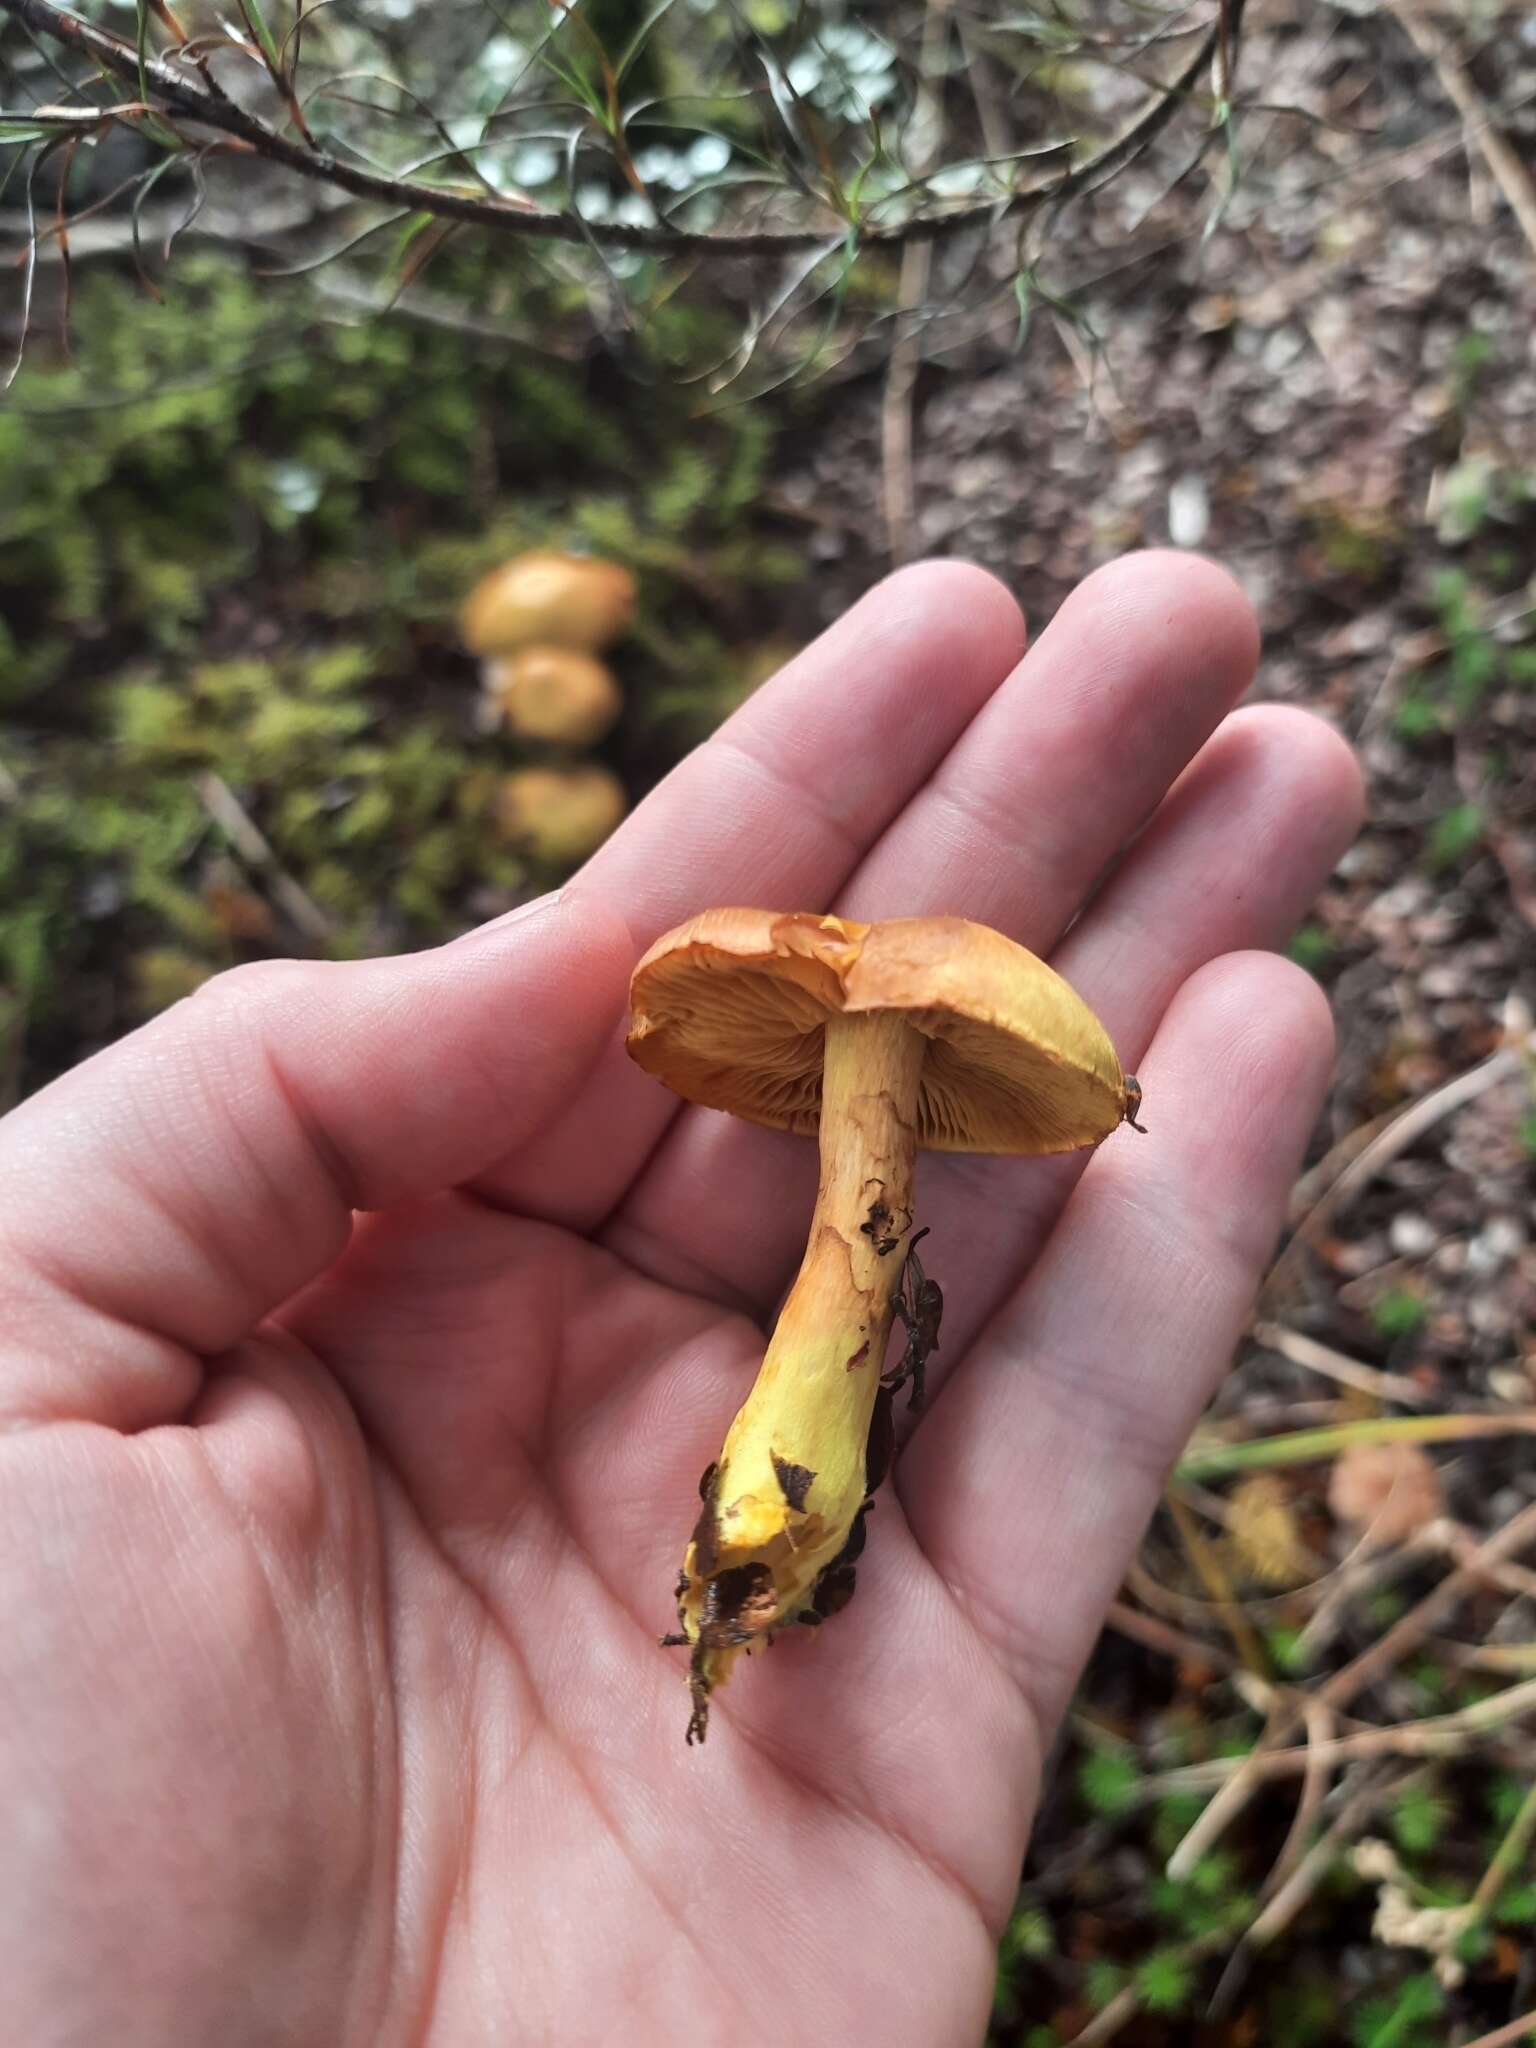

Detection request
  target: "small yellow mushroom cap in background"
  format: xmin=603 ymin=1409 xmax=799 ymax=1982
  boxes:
xmin=483 ymin=646 xmax=622 ymax=746
xmin=496 ymin=765 xmax=627 ymax=866
xmin=627 ymin=906 xmax=1137 ymax=1151
xmin=460 ymin=550 xmax=637 ymax=657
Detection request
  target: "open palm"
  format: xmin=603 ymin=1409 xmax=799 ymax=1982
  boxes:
xmin=0 ymin=556 xmax=1362 ymax=2048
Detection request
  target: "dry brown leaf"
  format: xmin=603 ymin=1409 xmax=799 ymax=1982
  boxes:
xmin=1328 ymin=1440 xmax=1445 ymax=1548
xmin=1229 ymin=1474 xmax=1314 ymax=1587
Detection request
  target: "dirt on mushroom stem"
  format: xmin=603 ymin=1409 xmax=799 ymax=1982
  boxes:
xmin=673 ymin=1010 xmax=925 ymax=1742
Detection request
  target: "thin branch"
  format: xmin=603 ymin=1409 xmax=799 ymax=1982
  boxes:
xmin=0 ymin=0 xmax=1237 ymax=258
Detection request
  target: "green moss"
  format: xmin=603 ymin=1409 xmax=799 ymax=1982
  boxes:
xmin=1077 ymin=1746 xmax=1141 ymax=1817
xmin=1371 ymin=1288 xmax=1428 ymax=1343
xmin=1425 ymin=801 xmax=1484 ymax=872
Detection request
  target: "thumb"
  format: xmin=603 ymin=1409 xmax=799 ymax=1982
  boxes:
xmin=0 ymin=889 xmax=632 ymax=1430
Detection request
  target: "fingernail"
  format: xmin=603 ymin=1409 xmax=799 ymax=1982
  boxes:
xmin=452 ymin=889 xmax=563 ymax=946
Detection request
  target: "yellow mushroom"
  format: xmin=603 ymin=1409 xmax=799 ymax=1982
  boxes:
xmin=461 ymin=550 xmax=636 ymax=658
xmin=627 ymin=908 xmax=1144 ymax=1742
xmin=483 ymin=647 xmax=622 ymax=747
xmin=496 ymin=765 xmax=627 ymax=866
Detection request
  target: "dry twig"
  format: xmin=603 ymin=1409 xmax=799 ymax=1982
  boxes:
xmin=1168 ymin=1499 xmax=1536 ymax=1876
xmin=1251 ymin=1319 xmax=1428 ymax=1407
xmin=194 ymin=773 xmax=332 ymax=945
xmin=1385 ymin=0 xmax=1536 ymax=258
xmin=1148 ymin=1676 xmax=1536 ymax=1793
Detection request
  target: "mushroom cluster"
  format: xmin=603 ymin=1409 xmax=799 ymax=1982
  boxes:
xmin=460 ymin=549 xmax=635 ymax=867
xmin=628 ymin=908 xmax=1145 ymax=1743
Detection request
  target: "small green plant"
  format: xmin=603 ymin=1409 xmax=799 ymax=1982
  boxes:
xmin=1150 ymin=1789 xmax=1208 ymax=1860
xmin=1266 ymin=1624 xmax=1312 ymax=1677
xmin=1149 ymin=1849 xmax=1256 ymax=1941
xmin=1390 ymin=1778 xmax=1450 ymax=1858
xmin=1133 ymin=1945 xmax=1195 ymax=2016
xmin=1371 ymin=1289 xmax=1429 ymax=1343
xmin=1426 ymin=801 xmax=1485 ymax=873
xmin=1350 ymin=1971 xmax=1443 ymax=2048
xmin=1449 ymin=327 xmax=1494 ymax=408
xmin=1288 ymin=924 xmax=1336 ymax=976
xmin=1082 ymin=1959 xmax=1126 ymax=2012
xmin=1000 ymin=1906 xmax=1056 ymax=1962
xmin=1392 ymin=687 xmax=1441 ymax=742
xmin=1077 ymin=1745 xmax=1141 ymax=1817
xmin=1496 ymin=1881 xmax=1536 ymax=1927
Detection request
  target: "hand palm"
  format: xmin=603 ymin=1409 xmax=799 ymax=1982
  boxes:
xmin=0 ymin=558 xmax=1360 ymax=2048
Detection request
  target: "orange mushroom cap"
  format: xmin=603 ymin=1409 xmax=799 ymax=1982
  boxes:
xmin=461 ymin=550 xmax=636 ymax=657
xmin=483 ymin=646 xmax=622 ymax=746
xmin=627 ymin=908 xmax=1138 ymax=1154
xmin=496 ymin=765 xmax=627 ymax=866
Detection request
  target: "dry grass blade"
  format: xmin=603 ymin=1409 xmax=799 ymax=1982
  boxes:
xmin=1166 ymin=1486 xmax=1270 ymax=1677
xmin=1385 ymin=0 xmax=1536 ymax=258
xmin=1251 ymin=1318 xmax=1428 ymax=1406
xmin=193 ymin=773 xmax=332 ymax=945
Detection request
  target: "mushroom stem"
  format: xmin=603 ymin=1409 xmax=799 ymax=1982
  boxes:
xmin=676 ymin=1011 xmax=924 ymax=1737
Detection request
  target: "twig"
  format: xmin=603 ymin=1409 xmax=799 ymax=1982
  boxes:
xmin=1251 ymin=1319 xmax=1429 ymax=1408
xmin=1064 ymin=1986 xmax=1139 ymax=2047
xmin=1168 ymin=1500 xmax=1536 ymax=1876
xmin=1385 ymin=0 xmax=1536 ymax=259
xmin=1206 ymin=1766 xmax=1415 ymax=2018
xmin=1440 ymin=1520 xmax=1536 ymax=1602
xmin=1299 ymin=1527 xmax=1447 ymax=1667
xmin=1470 ymin=1775 xmax=1536 ymax=1921
xmin=1269 ymin=1013 xmax=1532 ymax=1294
xmin=0 ymin=0 xmax=1238 ymax=259
xmin=1147 ymin=1677 xmax=1536 ymax=1794
xmin=1104 ymin=1597 xmax=1241 ymax=1677
xmin=1458 ymin=2008 xmax=1536 ymax=2048
xmin=193 ymin=772 xmax=332 ymax=945
xmin=1263 ymin=1694 xmax=1336 ymax=1898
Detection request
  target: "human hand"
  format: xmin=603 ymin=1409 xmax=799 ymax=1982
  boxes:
xmin=0 ymin=555 xmax=1362 ymax=2048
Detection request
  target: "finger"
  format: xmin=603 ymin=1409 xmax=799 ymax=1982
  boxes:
xmin=902 ymin=952 xmax=1336 ymax=1735
xmin=0 ymin=894 xmax=632 ymax=1431
xmin=607 ymin=551 xmax=1261 ymax=1310
xmin=473 ymin=561 xmax=1027 ymax=1227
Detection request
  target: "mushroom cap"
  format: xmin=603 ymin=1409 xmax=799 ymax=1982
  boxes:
xmin=483 ymin=646 xmax=622 ymax=746
xmin=496 ymin=765 xmax=627 ymax=866
xmin=460 ymin=550 xmax=636 ymax=657
xmin=627 ymin=908 xmax=1134 ymax=1154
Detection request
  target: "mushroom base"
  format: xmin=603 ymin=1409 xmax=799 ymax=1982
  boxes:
xmin=670 ymin=1011 xmax=924 ymax=1741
